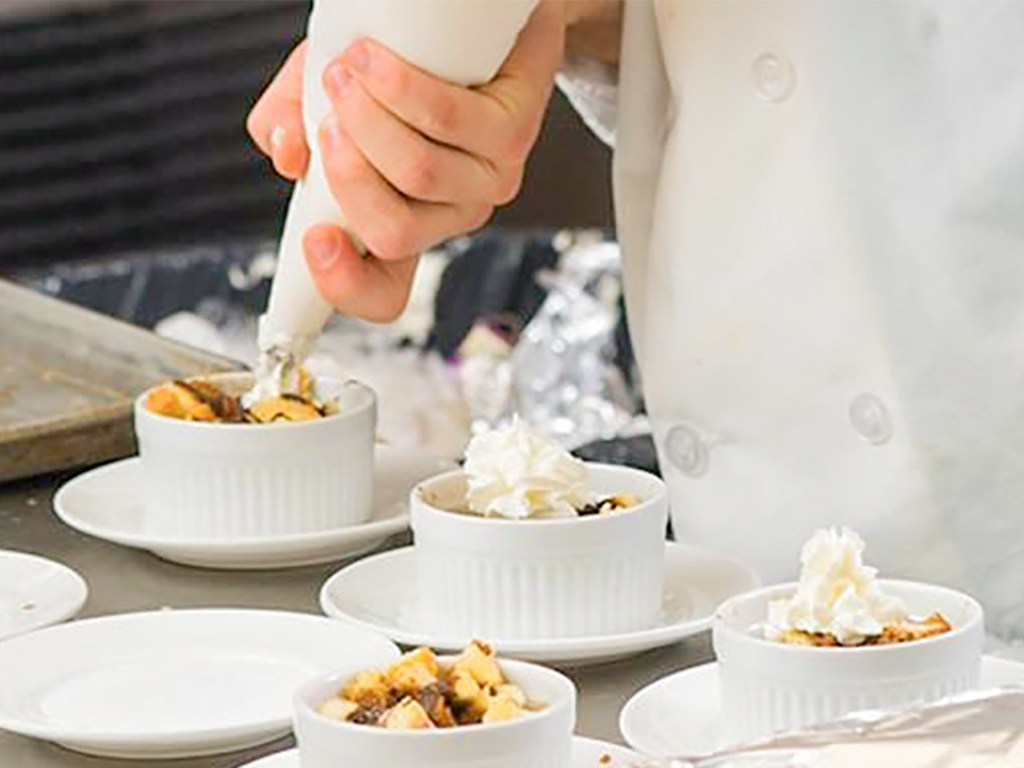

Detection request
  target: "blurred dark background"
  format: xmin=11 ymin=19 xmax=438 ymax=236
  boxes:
xmin=0 ymin=0 xmax=613 ymax=270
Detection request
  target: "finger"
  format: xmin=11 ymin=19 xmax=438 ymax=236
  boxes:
xmin=481 ymin=0 xmax=566 ymax=157
xmin=489 ymin=0 xmax=566 ymax=106
xmin=324 ymin=67 xmax=509 ymax=204
xmin=325 ymin=40 xmax=510 ymax=160
xmin=329 ymin=0 xmax=565 ymax=164
xmin=269 ymin=124 xmax=311 ymax=180
xmin=247 ymin=42 xmax=311 ymax=179
xmin=319 ymin=116 xmax=494 ymax=260
xmin=304 ymin=224 xmax=420 ymax=323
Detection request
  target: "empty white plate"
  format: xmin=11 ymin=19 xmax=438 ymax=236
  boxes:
xmin=319 ymin=543 xmax=760 ymax=666
xmin=53 ymin=447 xmax=454 ymax=569
xmin=0 ymin=551 xmax=87 ymax=642
xmin=619 ymin=656 xmax=1024 ymax=758
xmin=238 ymin=736 xmax=640 ymax=768
xmin=0 ymin=608 xmax=398 ymax=759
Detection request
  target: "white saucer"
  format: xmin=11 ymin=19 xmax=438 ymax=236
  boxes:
xmin=0 ymin=608 xmax=398 ymax=759
xmin=0 ymin=551 xmax=88 ymax=642
xmin=238 ymin=736 xmax=640 ymax=768
xmin=619 ymin=655 xmax=1024 ymax=758
xmin=319 ymin=542 xmax=760 ymax=666
xmin=53 ymin=447 xmax=454 ymax=569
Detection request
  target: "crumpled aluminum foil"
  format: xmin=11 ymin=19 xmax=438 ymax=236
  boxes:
xmin=625 ymin=686 xmax=1024 ymax=768
xmin=509 ymin=235 xmax=638 ymax=448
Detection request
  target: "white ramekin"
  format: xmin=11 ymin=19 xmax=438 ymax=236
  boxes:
xmin=293 ymin=656 xmax=576 ymax=768
xmin=134 ymin=372 xmax=376 ymax=539
xmin=713 ymin=579 xmax=985 ymax=745
xmin=409 ymin=464 xmax=668 ymax=640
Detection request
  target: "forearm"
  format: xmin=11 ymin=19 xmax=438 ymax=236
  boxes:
xmin=564 ymin=0 xmax=623 ymax=65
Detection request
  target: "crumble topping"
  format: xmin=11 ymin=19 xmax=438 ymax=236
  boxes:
xmin=317 ymin=641 xmax=536 ymax=730
xmin=145 ymin=373 xmax=330 ymax=424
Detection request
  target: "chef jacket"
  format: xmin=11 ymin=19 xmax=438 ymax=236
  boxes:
xmin=562 ymin=0 xmax=1024 ymax=639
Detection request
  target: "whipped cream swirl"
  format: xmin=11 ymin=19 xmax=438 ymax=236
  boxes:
xmin=242 ymin=348 xmax=309 ymax=409
xmin=767 ymin=527 xmax=908 ymax=646
xmin=463 ymin=418 xmax=591 ymax=519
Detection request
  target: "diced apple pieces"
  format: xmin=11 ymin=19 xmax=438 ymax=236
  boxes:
xmin=343 ymin=670 xmax=390 ymax=709
xmin=453 ymin=640 xmax=503 ymax=688
xmin=449 ymin=670 xmax=489 ymax=720
xmin=381 ymin=697 xmax=436 ymax=730
xmin=387 ymin=647 xmax=440 ymax=693
xmin=318 ymin=696 xmax=360 ymax=722
xmin=482 ymin=685 xmax=527 ymax=723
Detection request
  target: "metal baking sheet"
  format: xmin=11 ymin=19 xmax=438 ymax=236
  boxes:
xmin=0 ymin=278 xmax=243 ymax=483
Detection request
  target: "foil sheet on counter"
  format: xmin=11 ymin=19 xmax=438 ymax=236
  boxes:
xmin=510 ymin=236 xmax=639 ymax=448
xmin=626 ymin=687 xmax=1024 ymax=768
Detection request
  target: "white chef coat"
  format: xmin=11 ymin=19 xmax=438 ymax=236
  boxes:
xmin=566 ymin=0 xmax=1024 ymax=639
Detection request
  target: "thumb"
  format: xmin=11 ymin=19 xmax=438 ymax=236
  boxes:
xmin=304 ymin=224 xmax=419 ymax=323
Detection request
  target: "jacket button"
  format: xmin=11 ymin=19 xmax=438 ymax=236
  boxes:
xmin=751 ymin=52 xmax=796 ymax=103
xmin=849 ymin=393 xmax=893 ymax=446
xmin=665 ymin=425 xmax=709 ymax=477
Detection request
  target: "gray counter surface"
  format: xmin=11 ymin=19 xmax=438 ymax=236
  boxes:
xmin=0 ymin=470 xmax=711 ymax=767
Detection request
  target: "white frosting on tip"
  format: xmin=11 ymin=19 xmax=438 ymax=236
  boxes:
xmin=766 ymin=527 xmax=908 ymax=646
xmin=463 ymin=418 xmax=591 ymax=519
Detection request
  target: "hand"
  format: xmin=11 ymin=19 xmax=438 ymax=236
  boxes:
xmin=247 ymin=0 xmax=566 ymax=322
xmin=248 ymin=42 xmax=310 ymax=182
xmin=248 ymin=43 xmax=417 ymax=322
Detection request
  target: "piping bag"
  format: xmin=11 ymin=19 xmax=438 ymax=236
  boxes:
xmin=251 ymin=0 xmax=539 ymax=400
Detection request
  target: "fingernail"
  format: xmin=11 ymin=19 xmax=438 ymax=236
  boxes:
xmin=325 ymin=64 xmax=352 ymax=98
xmin=347 ymin=41 xmax=370 ymax=73
xmin=322 ymin=115 xmax=344 ymax=151
xmin=270 ymin=125 xmax=286 ymax=152
xmin=307 ymin=229 xmax=340 ymax=268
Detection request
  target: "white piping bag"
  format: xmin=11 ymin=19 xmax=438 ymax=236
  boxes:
xmin=257 ymin=0 xmax=540 ymax=368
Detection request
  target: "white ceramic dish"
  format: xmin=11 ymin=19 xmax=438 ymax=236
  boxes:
xmin=134 ymin=372 xmax=376 ymax=538
xmin=619 ymin=656 xmax=1024 ymax=758
xmin=0 ymin=551 xmax=87 ymax=642
xmin=0 ymin=609 xmax=398 ymax=759
xmin=713 ymin=579 xmax=984 ymax=744
xmin=53 ymin=447 xmax=453 ymax=569
xmin=319 ymin=542 xmax=760 ymax=666
xmin=411 ymin=465 xmax=668 ymax=639
xmin=237 ymin=737 xmax=639 ymax=768
xmin=295 ymin=656 xmax=576 ymax=768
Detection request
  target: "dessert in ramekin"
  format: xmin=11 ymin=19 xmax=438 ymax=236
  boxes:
xmin=144 ymin=366 xmax=330 ymax=424
xmin=294 ymin=642 xmax=576 ymax=768
xmin=410 ymin=419 xmax=668 ymax=640
xmin=134 ymin=371 xmax=376 ymax=539
xmin=713 ymin=528 xmax=984 ymax=744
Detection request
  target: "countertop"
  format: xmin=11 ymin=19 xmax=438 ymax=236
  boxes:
xmin=0 ymin=469 xmax=712 ymax=767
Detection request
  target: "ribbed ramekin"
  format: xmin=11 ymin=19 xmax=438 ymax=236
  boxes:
xmin=409 ymin=464 xmax=668 ymax=640
xmin=713 ymin=579 xmax=984 ymax=745
xmin=134 ymin=372 xmax=376 ymax=539
xmin=293 ymin=656 xmax=576 ymax=768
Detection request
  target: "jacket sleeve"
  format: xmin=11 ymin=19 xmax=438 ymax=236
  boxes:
xmin=555 ymin=56 xmax=619 ymax=147
xmin=610 ymin=0 xmax=671 ymax=366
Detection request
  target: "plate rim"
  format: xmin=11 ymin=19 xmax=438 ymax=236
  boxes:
xmin=53 ymin=457 xmax=410 ymax=554
xmin=319 ymin=542 xmax=760 ymax=659
xmin=618 ymin=655 xmax=1024 ymax=758
xmin=0 ymin=608 xmax=398 ymax=750
xmin=0 ymin=550 xmax=88 ymax=641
